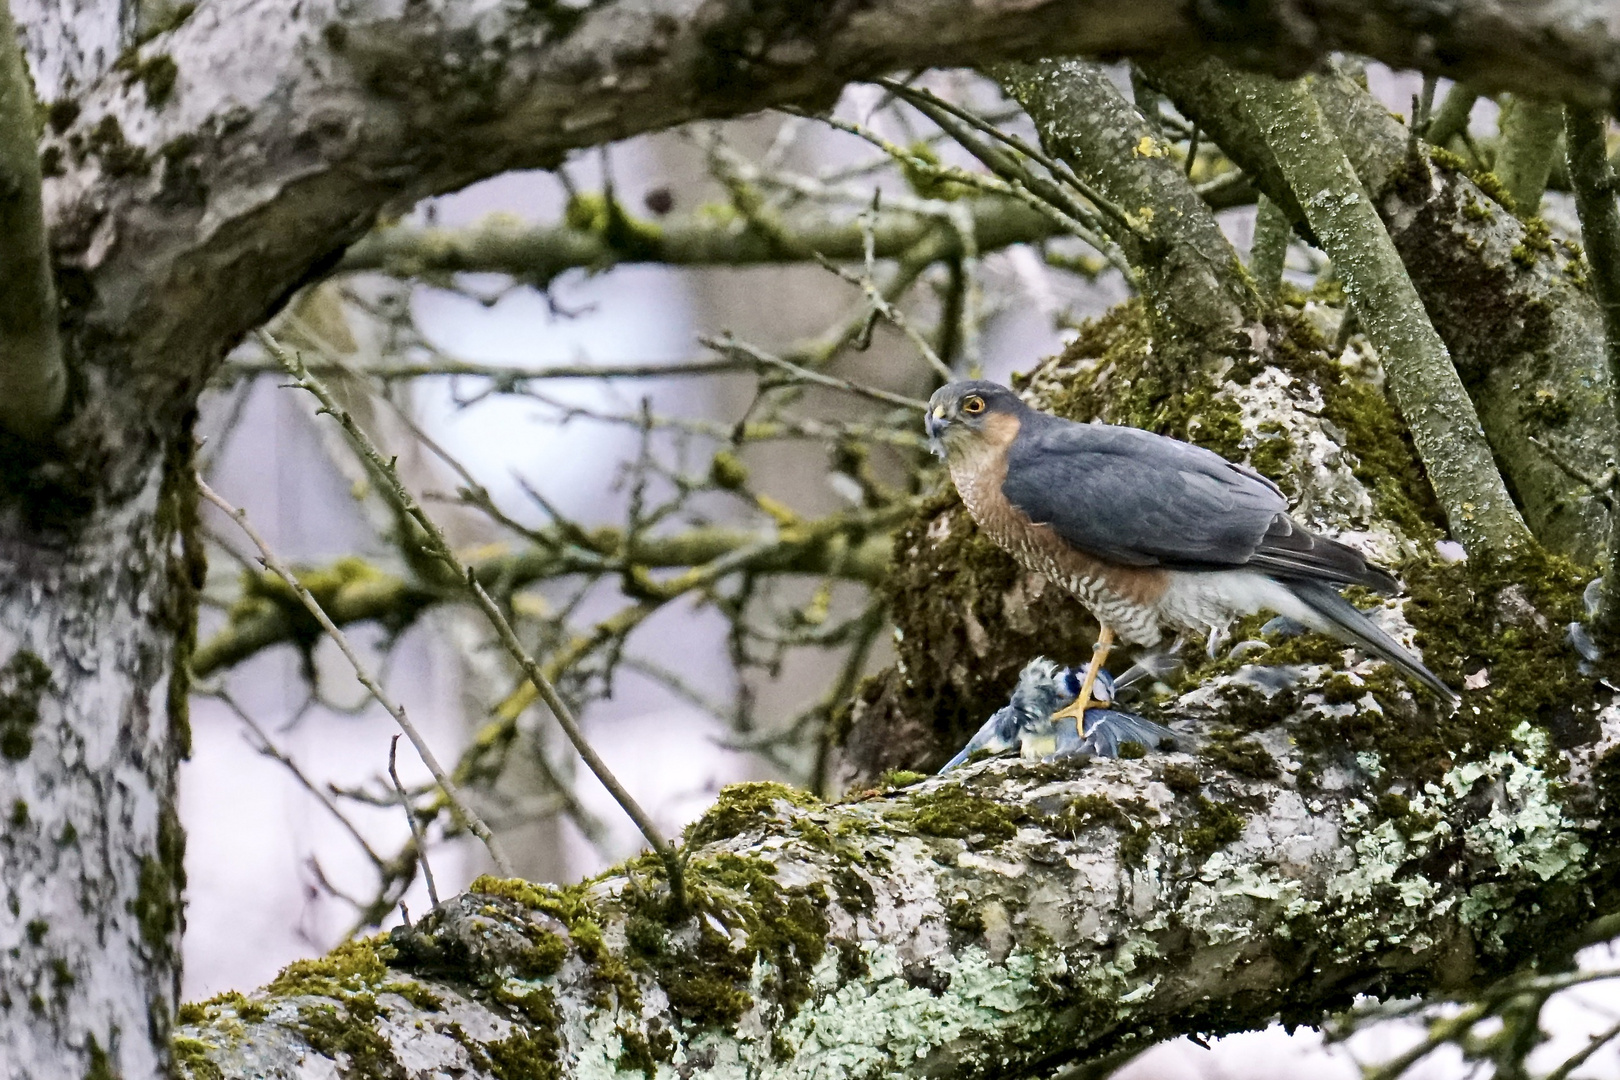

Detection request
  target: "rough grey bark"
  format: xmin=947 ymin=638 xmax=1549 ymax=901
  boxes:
xmin=0 ymin=465 xmax=191 ymax=1080
xmin=173 ymin=698 xmax=1620 ymax=1080
xmin=339 ymin=196 xmax=1058 ymax=285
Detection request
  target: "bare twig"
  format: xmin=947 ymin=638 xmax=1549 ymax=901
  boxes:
xmin=196 ymin=475 xmax=515 ymax=877
xmin=211 ymin=688 xmax=389 ymax=871
xmin=389 ymin=735 xmax=439 ymax=909
xmin=702 ymin=333 xmax=928 ymax=411
xmin=263 ymin=330 xmax=686 ymax=910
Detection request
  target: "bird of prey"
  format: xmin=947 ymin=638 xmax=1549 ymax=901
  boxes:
xmin=925 ymin=380 xmax=1456 ymax=729
xmin=939 ymin=659 xmax=1175 ymax=772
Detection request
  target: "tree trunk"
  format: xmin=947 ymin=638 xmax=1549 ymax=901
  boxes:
xmin=0 ymin=433 xmax=195 ymax=1080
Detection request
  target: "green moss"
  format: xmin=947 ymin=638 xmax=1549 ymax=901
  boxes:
xmin=380 ymin=981 xmax=442 ymax=1011
xmin=85 ymin=115 xmax=149 ymax=177
xmin=1247 ymin=419 xmax=1297 ymax=490
xmin=485 ymin=1028 xmax=563 ymax=1080
xmin=708 ymin=449 xmax=749 ymax=491
xmin=561 ymin=192 xmax=665 ymax=262
xmin=8 ymin=799 xmax=26 ymax=827
xmin=903 ymin=785 xmax=1021 ymax=842
xmin=294 ymin=996 xmax=402 ymax=1079
xmin=1201 ymin=729 xmax=1280 ymax=780
xmin=25 ymin=919 xmax=46 ymax=945
xmin=172 ymin=1035 xmax=223 ymax=1080
xmin=877 ymin=769 xmax=927 ymax=788
xmin=0 ymin=651 xmax=51 ymax=761
xmin=84 ymin=1036 xmax=115 ymax=1080
xmin=1119 ymin=824 xmax=1153 ymax=865
xmin=1117 ymin=740 xmax=1149 ymax=759
xmin=118 ymin=53 xmax=178 ymax=106
xmin=1160 ymin=763 xmax=1203 ymax=793
xmin=615 ymin=1024 xmax=660 ymax=1077
xmin=1181 ymin=796 xmax=1246 ymax=860
xmin=130 ymin=805 xmax=186 ymax=962
xmin=899 ymin=141 xmax=972 ymax=201
xmin=162 ymin=416 xmax=204 ymax=759
xmin=1055 ymin=794 xmax=1130 ymax=835
xmin=685 ymin=781 xmax=820 ymax=847
xmin=512 ymin=935 xmax=567 ymax=980
xmin=268 ymin=937 xmax=390 ymax=998
xmin=182 ymin=989 xmax=266 ymax=1025
xmin=45 ymin=99 xmax=78 ymax=134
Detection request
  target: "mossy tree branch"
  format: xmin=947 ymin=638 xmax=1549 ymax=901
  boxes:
xmin=175 ymin=693 xmax=1620 ymax=1080
xmin=193 ymin=521 xmax=895 ymax=679
xmin=1227 ymin=72 xmax=1532 ymax=559
xmin=0 ymin=0 xmax=64 ymax=441
xmin=1564 ymin=106 xmax=1620 ymax=642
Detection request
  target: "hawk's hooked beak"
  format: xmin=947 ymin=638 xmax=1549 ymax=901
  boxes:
xmin=925 ymin=405 xmax=947 ymax=458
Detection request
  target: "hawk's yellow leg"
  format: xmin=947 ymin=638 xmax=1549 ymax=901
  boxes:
xmin=1050 ymin=625 xmax=1115 ymax=736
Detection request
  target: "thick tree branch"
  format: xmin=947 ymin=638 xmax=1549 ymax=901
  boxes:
xmin=993 ymin=58 xmax=1258 ymax=358
xmin=1495 ymin=96 xmax=1565 ymax=215
xmin=0 ymin=0 xmax=65 ymax=441
xmin=175 ymin=697 xmax=1620 ymax=1080
xmin=38 ymin=0 xmax=1620 ymax=460
xmin=1565 ymin=106 xmax=1620 ymax=641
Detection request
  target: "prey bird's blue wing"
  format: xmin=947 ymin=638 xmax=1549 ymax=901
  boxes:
xmin=938 ymin=705 xmax=1021 ymax=772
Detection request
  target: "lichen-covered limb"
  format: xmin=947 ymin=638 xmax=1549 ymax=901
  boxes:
xmin=177 ymin=692 xmax=1620 ymax=1080
xmin=0 ymin=0 xmax=64 ymax=441
xmin=1564 ymin=106 xmax=1620 ymax=642
xmin=1220 ymin=72 xmax=1534 ymax=558
xmin=339 ymin=196 xmax=1059 ymax=284
xmin=193 ymin=521 xmax=894 ymax=678
xmin=993 ymin=59 xmax=1259 ymax=354
xmin=1155 ymin=59 xmax=1614 ymax=562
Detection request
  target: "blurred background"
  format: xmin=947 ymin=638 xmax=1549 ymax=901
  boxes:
xmin=181 ymin=64 xmax=1620 ymax=1079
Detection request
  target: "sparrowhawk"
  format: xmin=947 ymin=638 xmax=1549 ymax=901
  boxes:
xmin=925 ymin=380 xmax=1455 ymax=728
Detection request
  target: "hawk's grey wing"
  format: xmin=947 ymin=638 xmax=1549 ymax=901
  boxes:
xmin=1001 ymin=417 xmax=1394 ymax=589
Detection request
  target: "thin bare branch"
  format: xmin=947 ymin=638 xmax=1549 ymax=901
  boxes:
xmin=196 ymin=475 xmax=515 ymax=877
xmin=263 ymin=330 xmax=685 ymax=910
xmin=389 ymin=736 xmax=439 ymax=910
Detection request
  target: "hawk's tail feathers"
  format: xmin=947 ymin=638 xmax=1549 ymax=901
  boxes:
xmin=1287 ymin=579 xmax=1459 ymax=705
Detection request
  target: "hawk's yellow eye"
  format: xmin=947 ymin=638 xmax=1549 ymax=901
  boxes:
xmin=962 ymin=395 xmax=986 ymax=415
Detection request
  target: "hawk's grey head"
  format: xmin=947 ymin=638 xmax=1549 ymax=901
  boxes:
xmin=925 ymin=380 xmax=1028 ymax=459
